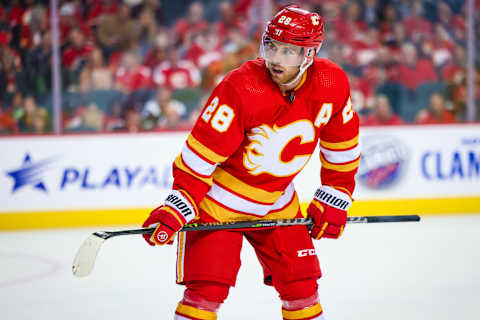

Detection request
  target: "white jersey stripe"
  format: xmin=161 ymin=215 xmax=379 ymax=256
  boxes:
xmin=320 ymin=143 xmax=361 ymax=164
xmin=174 ymin=314 xmax=191 ymax=320
xmin=181 ymin=143 xmax=218 ymax=177
xmin=207 ymin=183 xmax=295 ymax=216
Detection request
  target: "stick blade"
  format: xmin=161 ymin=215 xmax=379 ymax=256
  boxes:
xmin=72 ymin=234 xmax=105 ymax=277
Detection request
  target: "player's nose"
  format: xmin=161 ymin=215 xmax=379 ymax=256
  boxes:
xmin=269 ymin=50 xmax=284 ymax=65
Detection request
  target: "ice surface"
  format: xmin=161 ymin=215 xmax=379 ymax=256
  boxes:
xmin=1 ymin=215 xmax=479 ymax=320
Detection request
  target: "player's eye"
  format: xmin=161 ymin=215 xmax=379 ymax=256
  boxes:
xmin=282 ymin=48 xmax=297 ymax=56
xmin=267 ymin=42 xmax=277 ymax=51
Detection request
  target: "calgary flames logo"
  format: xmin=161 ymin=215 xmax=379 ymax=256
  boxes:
xmin=243 ymin=121 xmax=315 ymax=177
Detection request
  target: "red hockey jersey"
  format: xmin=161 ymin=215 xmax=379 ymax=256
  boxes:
xmin=172 ymin=58 xmax=360 ymax=223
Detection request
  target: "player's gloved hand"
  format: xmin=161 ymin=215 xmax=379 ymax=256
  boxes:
xmin=307 ymin=186 xmax=352 ymax=240
xmin=142 ymin=190 xmax=198 ymax=246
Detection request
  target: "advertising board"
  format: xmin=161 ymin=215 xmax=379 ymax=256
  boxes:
xmin=1 ymin=125 xmax=479 ymax=229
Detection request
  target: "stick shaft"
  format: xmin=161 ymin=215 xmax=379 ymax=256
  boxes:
xmin=97 ymin=215 xmax=420 ymax=239
xmin=72 ymin=214 xmax=420 ymax=277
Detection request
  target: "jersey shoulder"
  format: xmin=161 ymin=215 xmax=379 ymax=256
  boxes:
xmin=310 ymin=57 xmax=350 ymax=90
xmin=222 ymin=58 xmax=271 ymax=94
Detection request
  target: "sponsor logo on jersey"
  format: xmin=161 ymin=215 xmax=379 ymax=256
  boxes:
xmin=357 ymin=135 xmax=408 ymax=189
xmin=297 ymin=249 xmax=316 ymax=257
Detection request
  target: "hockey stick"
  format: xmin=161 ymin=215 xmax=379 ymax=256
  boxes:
xmin=72 ymin=215 xmax=420 ymax=277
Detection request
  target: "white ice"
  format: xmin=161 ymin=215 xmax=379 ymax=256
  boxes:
xmin=1 ymin=215 xmax=479 ymax=320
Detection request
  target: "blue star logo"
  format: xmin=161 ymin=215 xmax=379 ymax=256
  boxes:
xmin=6 ymin=153 xmax=56 ymax=193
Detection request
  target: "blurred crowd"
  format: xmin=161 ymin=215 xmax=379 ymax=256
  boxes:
xmin=0 ymin=0 xmax=478 ymax=134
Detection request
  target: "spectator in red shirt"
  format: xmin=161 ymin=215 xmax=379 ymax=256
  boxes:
xmin=402 ymin=0 xmax=433 ymax=44
xmin=379 ymin=3 xmax=399 ymax=43
xmin=62 ymin=27 xmax=95 ymax=69
xmin=396 ymin=42 xmax=437 ymax=91
xmin=348 ymin=71 xmax=374 ymax=114
xmin=215 ymin=1 xmax=248 ymax=43
xmin=55 ymin=2 xmax=91 ymax=44
xmin=0 ymin=31 xmax=22 ymax=93
xmin=7 ymin=0 xmax=26 ymax=28
xmin=173 ymin=1 xmax=208 ymax=46
xmin=114 ymin=51 xmax=152 ymax=93
xmin=436 ymin=1 xmax=462 ymax=40
xmin=152 ymin=46 xmax=200 ymax=90
xmin=441 ymin=44 xmax=466 ymax=84
xmin=420 ymin=24 xmax=455 ymax=68
xmin=335 ymin=0 xmax=367 ymax=45
xmin=415 ymin=93 xmax=455 ymax=124
xmin=362 ymin=94 xmax=405 ymax=125
xmin=0 ymin=95 xmax=18 ymax=134
xmin=143 ymin=31 xmax=170 ymax=69
xmin=86 ymin=0 xmax=118 ymax=27
xmin=349 ymin=25 xmax=381 ymax=67
xmin=186 ymin=27 xmax=222 ymax=69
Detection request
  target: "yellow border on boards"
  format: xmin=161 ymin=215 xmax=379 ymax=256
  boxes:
xmin=0 ymin=197 xmax=479 ymax=230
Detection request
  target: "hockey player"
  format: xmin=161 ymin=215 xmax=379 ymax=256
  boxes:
xmin=142 ymin=5 xmax=360 ymax=320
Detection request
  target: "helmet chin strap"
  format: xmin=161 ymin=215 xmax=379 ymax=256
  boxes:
xmin=278 ymin=57 xmax=313 ymax=89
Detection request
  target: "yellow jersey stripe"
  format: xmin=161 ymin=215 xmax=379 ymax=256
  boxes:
xmin=320 ymin=135 xmax=359 ymax=150
xmin=213 ymin=168 xmax=283 ymax=204
xmin=187 ymin=134 xmax=228 ymax=164
xmin=176 ymin=231 xmax=186 ymax=283
xmin=176 ymin=302 xmax=217 ymax=320
xmin=320 ymin=154 xmax=360 ymax=172
xmin=174 ymin=155 xmax=213 ymax=186
xmin=199 ymin=193 xmax=300 ymax=222
xmin=282 ymin=303 xmax=323 ymax=320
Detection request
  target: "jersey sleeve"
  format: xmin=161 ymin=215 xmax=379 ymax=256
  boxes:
xmin=319 ymin=71 xmax=360 ymax=199
xmin=171 ymin=79 xmax=246 ymax=205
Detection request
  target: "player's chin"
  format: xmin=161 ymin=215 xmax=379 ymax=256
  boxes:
xmin=268 ymin=68 xmax=285 ymax=83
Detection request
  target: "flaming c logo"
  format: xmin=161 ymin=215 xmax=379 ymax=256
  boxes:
xmin=243 ymin=121 xmax=314 ymax=177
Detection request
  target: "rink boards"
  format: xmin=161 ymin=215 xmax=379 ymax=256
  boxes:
xmin=1 ymin=124 xmax=479 ymax=230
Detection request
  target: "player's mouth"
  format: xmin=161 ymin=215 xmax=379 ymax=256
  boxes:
xmin=270 ymin=66 xmax=284 ymax=75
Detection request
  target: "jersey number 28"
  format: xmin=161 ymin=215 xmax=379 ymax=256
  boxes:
xmin=201 ymin=96 xmax=235 ymax=132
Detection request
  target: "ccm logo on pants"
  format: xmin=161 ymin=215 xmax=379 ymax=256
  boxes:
xmin=297 ymin=249 xmax=316 ymax=257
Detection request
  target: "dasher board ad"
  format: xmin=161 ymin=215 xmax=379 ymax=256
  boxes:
xmin=1 ymin=125 xmax=479 ymax=215
xmin=0 ymin=133 xmax=187 ymax=212
xmin=296 ymin=124 xmax=480 ymax=201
